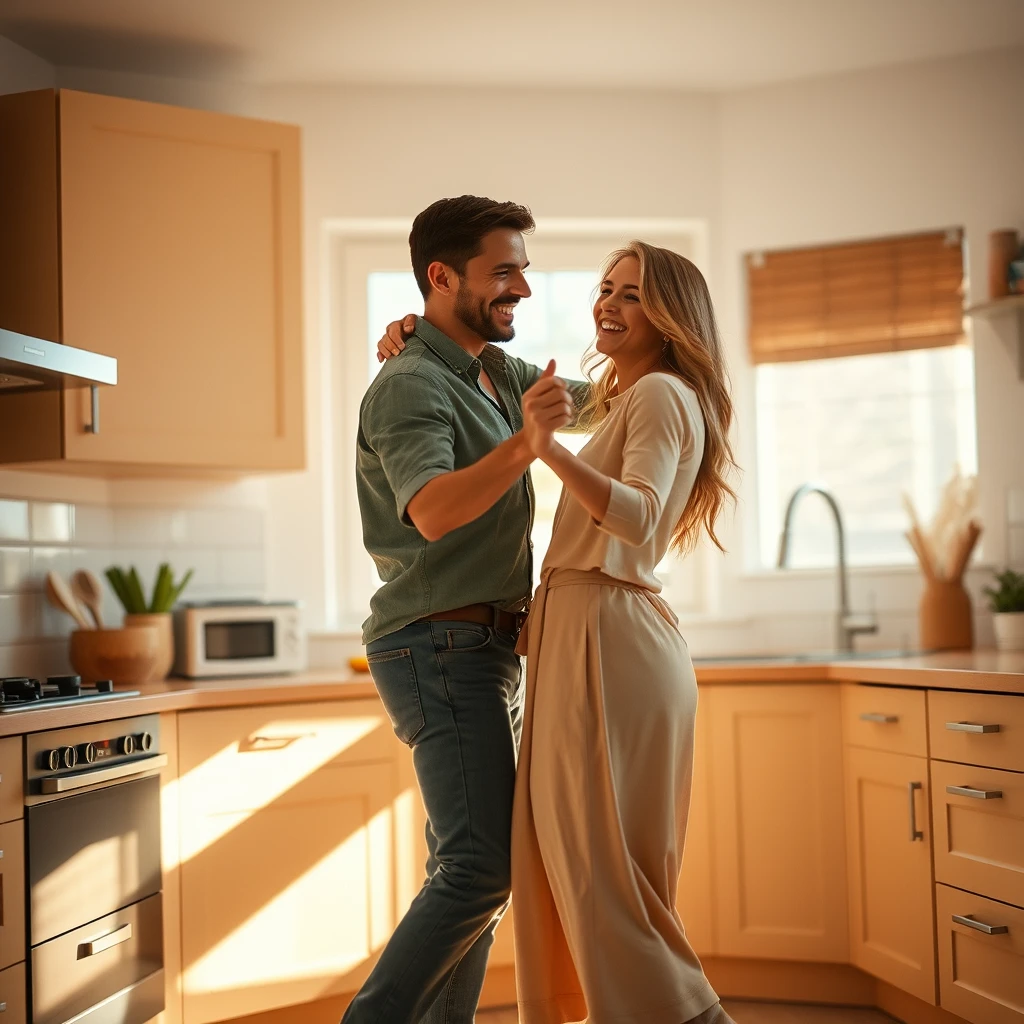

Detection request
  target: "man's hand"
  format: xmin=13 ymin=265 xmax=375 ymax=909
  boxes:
xmin=376 ymin=314 xmax=417 ymax=362
xmin=522 ymin=361 xmax=573 ymax=457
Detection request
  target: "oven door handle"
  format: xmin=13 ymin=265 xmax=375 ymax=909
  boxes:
xmin=41 ymin=753 xmax=168 ymax=793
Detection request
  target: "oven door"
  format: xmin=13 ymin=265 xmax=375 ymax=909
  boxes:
xmin=27 ymin=775 xmax=161 ymax=946
xmin=31 ymin=893 xmax=163 ymax=1024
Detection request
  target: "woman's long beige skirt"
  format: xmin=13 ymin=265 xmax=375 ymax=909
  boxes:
xmin=511 ymin=568 xmax=720 ymax=1024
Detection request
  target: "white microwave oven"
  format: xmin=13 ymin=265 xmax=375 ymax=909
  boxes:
xmin=172 ymin=601 xmax=305 ymax=678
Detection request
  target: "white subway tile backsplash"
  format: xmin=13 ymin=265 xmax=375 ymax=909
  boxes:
xmin=171 ymin=548 xmax=220 ymax=594
xmin=113 ymin=507 xmax=177 ymax=547
xmin=30 ymin=547 xmax=72 ymax=591
xmin=73 ymin=504 xmax=114 ymax=545
xmin=218 ymin=548 xmax=266 ymax=593
xmin=0 ymin=499 xmax=30 ymax=542
xmin=182 ymin=507 xmax=263 ymax=548
xmin=30 ymin=502 xmax=72 ymax=544
xmin=0 ymin=548 xmax=32 ymax=592
xmin=0 ymin=593 xmax=39 ymax=643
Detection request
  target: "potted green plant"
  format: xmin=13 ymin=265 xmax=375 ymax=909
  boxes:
xmin=983 ymin=569 xmax=1024 ymax=652
xmin=105 ymin=563 xmax=194 ymax=680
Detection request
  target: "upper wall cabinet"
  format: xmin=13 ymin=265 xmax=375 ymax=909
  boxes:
xmin=0 ymin=89 xmax=305 ymax=473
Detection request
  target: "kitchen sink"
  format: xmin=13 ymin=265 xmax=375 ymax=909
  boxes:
xmin=690 ymin=649 xmax=923 ymax=665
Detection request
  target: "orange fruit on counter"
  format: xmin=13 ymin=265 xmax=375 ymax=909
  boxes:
xmin=349 ymin=654 xmax=370 ymax=673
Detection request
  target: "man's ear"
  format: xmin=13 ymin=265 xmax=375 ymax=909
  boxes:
xmin=426 ymin=261 xmax=455 ymax=297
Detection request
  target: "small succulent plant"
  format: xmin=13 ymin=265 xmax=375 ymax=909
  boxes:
xmin=106 ymin=563 xmax=193 ymax=614
xmin=983 ymin=569 xmax=1024 ymax=614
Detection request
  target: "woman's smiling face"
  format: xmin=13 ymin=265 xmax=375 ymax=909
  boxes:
xmin=593 ymin=256 xmax=663 ymax=361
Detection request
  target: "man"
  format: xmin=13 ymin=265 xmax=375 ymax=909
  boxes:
xmin=344 ymin=196 xmax=579 ymax=1023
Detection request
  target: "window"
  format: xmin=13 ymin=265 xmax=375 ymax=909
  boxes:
xmin=748 ymin=229 xmax=977 ymax=569
xmin=329 ymin=223 xmax=707 ymax=630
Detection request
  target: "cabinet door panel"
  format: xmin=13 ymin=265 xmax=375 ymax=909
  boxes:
xmin=180 ymin=760 xmax=401 ymax=1024
xmin=844 ymin=746 xmax=936 ymax=1003
xmin=58 ymin=90 xmax=303 ymax=470
xmin=710 ymin=684 xmax=848 ymax=961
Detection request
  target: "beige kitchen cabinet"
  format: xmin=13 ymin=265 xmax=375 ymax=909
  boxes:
xmin=676 ymin=694 xmax=715 ymax=954
xmin=707 ymin=684 xmax=849 ymax=961
xmin=0 ymin=962 xmax=27 ymax=1024
xmin=0 ymin=820 xmax=25 ymax=972
xmin=0 ymin=88 xmax=304 ymax=473
xmin=176 ymin=701 xmax=413 ymax=1024
xmin=843 ymin=745 xmax=936 ymax=1004
xmin=0 ymin=739 xmax=22 ymax=825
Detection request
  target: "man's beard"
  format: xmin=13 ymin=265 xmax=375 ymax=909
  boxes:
xmin=454 ymin=283 xmax=516 ymax=343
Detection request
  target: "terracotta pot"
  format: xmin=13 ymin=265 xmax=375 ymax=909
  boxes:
xmin=993 ymin=612 xmax=1024 ymax=652
xmin=919 ymin=579 xmax=974 ymax=652
xmin=988 ymin=229 xmax=1019 ymax=300
xmin=124 ymin=612 xmax=174 ymax=681
xmin=70 ymin=626 xmax=162 ymax=687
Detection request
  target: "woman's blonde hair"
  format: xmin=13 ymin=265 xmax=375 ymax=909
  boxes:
xmin=578 ymin=240 xmax=738 ymax=554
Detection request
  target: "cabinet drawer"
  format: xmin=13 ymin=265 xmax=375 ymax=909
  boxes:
xmin=178 ymin=700 xmax=396 ymax=813
xmin=0 ymin=821 xmax=25 ymax=971
xmin=929 ymin=690 xmax=1024 ymax=772
xmin=841 ymin=684 xmax=927 ymax=756
xmin=0 ymin=962 xmax=27 ymax=1024
xmin=936 ymin=884 xmax=1024 ymax=1024
xmin=0 ymin=739 xmax=22 ymax=825
xmin=931 ymin=760 xmax=1024 ymax=908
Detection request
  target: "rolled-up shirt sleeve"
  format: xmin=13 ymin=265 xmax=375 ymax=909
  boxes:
xmin=597 ymin=376 xmax=697 ymax=547
xmin=361 ymin=374 xmax=455 ymax=523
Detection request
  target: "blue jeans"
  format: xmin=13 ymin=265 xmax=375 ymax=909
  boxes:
xmin=341 ymin=619 xmax=523 ymax=1024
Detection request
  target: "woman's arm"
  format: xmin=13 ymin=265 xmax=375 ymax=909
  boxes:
xmin=524 ymin=374 xmax=697 ymax=547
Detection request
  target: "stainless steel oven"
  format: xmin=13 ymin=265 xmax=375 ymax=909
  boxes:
xmin=24 ymin=715 xmax=167 ymax=1024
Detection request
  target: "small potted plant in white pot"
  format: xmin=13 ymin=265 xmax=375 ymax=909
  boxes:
xmin=984 ymin=569 xmax=1024 ymax=652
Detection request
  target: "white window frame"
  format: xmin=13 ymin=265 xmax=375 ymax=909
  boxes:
xmin=320 ymin=217 xmax=710 ymax=633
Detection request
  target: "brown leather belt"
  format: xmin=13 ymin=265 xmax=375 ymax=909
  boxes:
xmin=421 ymin=603 xmax=524 ymax=635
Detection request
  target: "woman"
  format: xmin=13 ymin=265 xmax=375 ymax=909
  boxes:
xmin=512 ymin=241 xmax=737 ymax=1024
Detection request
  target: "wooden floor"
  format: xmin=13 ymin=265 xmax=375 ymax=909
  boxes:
xmin=480 ymin=1002 xmax=897 ymax=1023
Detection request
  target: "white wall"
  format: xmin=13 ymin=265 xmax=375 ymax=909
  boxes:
xmin=3 ymin=39 xmax=1022 ymax=657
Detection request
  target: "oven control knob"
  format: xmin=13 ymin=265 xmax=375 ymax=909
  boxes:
xmin=117 ymin=734 xmax=136 ymax=756
xmin=61 ymin=746 xmax=78 ymax=769
xmin=136 ymin=732 xmax=153 ymax=753
xmin=79 ymin=742 xmax=97 ymax=764
xmin=45 ymin=748 xmax=61 ymax=772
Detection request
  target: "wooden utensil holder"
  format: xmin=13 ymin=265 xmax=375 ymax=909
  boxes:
xmin=919 ymin=578 xmax=973 ymax=651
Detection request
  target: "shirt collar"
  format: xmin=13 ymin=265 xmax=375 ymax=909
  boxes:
xmin=413 ymin=316 xmax=507 ymax=382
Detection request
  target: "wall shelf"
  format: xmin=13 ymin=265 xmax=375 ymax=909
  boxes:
xmin=965 ymin=294 xmax=1024 ymax=379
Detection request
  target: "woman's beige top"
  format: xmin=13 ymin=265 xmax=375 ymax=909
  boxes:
xmin=542 ymin=371 xmax=706 ymax=590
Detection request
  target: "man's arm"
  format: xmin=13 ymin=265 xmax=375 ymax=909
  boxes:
xmin=364 ymin=369 xmax=561 ymax=544
xmin=407 ymin=434 xmax=534 ymax=542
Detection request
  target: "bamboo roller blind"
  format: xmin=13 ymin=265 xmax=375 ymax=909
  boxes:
xmin=747 ymin=229 xmax=965 ymax=364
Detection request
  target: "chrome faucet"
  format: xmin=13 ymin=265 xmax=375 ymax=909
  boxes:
xmin=777 ymin=483 xmax=878 ymax=652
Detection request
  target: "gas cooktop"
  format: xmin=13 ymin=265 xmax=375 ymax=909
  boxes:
xmin=0 ymin=675 xmax=140 ymax=713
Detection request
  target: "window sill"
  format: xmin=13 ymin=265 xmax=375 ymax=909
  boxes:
xmin=739 ymin=561 xmax=996 ymax=583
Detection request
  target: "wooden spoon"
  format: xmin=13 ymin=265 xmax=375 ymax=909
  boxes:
xmin=46 ymin=571 xmax=91 ymax=630
xmin=71 ymin=569 xmax=106 ymax=629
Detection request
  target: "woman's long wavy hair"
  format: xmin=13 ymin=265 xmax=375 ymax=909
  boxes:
xmin=578 ymin=240 xmax=738 ymax=554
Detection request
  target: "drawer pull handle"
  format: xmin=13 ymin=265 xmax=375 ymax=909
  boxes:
xmin=945 ymin=721 xmax=1000 ymax=734
xmin=908 ymin=781 xmax=923 ymax=842
xmin=79 ymin=922 xmax=132 ymax=957
xmin=0 ymin=1000 xmax=6 ymax=1012
xmin=946 ymin=785 xmax=1003 ymax=800
xmin=860 ymin=712 xmax=899 ymax=723
xmin=952 ymin=914 xmax=1009 ymax=935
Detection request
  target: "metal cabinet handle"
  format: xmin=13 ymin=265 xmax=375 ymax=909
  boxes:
xmin=952 ymin=914 xmax=1009 ymax=935
xmin=85 ymin=385 xmax=100 ymax=434
xmin=860 ymin=712 xmax=899 ymax=723
xmin=946 ymin=785 xmax=1003 ymax=800
xmin=945 ymin=721 xmax=1000 ymax=733
xmin=908 ymin=781 xmax=924 ymax=841
xmin=80 ymin=922 xmax=132 ymax=957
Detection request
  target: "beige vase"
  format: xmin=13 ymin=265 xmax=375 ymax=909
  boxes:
xmin=993 ymin=612 xmax=1024 ymax=652
xmin=124 ymin=612 xmax=175 ymax=681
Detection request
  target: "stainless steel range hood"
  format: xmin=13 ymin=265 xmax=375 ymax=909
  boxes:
xmin=0 ymin=326 xmax=117 ymax=392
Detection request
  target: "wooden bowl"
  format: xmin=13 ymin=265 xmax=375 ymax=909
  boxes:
xmin=70 ymin=626 xmax=163 ymax=686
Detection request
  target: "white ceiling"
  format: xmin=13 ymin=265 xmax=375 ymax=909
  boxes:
xmin=1 ymin=0 xmax=1023 ymax=91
